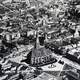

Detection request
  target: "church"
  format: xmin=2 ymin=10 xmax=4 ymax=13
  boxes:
xmin=25 ymin=30 xmax=54 ymax=66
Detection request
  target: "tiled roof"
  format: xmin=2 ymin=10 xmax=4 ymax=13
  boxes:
xmin=30 ymin=47 xmax=52 ymax=58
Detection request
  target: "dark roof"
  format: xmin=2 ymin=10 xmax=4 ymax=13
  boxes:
xmin=33 ymin=72 xmax=53 ymax=80
xmin=29 ymin=47 xmax=52 ymax=58
xmin=44 ymin=71 xmax=60 ymax=77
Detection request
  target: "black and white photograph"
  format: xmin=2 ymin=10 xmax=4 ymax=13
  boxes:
xmin=0 ymin=0 xmax=80 ymax=80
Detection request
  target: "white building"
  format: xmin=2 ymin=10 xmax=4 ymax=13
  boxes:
xmin=2 ymin=0 xmax=12 ymax=4
xmin=74 ymin=27 xmax=79 ymax=38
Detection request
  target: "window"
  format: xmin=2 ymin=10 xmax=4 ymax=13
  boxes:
xmin=38 ymin=57 xmax=41 ymax=63
xmin=35 ymin=58 xmax=38 ymax=64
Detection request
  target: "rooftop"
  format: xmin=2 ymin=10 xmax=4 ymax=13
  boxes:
xmin=30 ymin=47 xmax=52 ymax=58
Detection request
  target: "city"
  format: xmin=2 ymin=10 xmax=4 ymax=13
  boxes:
xmin=0 ymin=0 xmax=80 ymax=80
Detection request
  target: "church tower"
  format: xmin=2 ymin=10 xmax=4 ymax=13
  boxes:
xmin=34 ymin=29 xmax=40 ymax=49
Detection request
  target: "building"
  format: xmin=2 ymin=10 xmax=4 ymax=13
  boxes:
xmin=0 ymin=39 xmax=2 ymax=51
xmin=2 ymin=0 xmax=12 ymax=4
xmin=26 ymin=30 xmax=54 ymax=66
xmin=32 ymin=72 xmax=54 ymax=80
xmin=62 ymin=64 xmax=80 ymax=80
xmin=32 ymin=72 xmax=62 ymax=80
xmin=74 ymin=27 xmax=79 ymax=38
xmin=4 ymin=31 xmax=20 ymax=43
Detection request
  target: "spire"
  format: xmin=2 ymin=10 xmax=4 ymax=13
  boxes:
xmin=34 ymin=28 xmax=40 ymax=49
xmin=44 ymin=27 xmax=48 ymax=42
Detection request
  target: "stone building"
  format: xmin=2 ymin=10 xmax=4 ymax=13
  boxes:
xmin=26 ymin=30 xmax=53 ymax=66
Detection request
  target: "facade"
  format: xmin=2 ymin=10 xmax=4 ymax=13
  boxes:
xmin=30 ymin=47 xmax=53 ymax=65
xmin=2 ymin=0 xmax=12 ymax=4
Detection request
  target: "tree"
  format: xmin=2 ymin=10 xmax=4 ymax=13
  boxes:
xmin=69 ymin=28 xmax=75 ymax=37
xmin=70 ymin=37 xmax=79 ymax=47
xmin=66 ymin=0 xmax=80 ymax=23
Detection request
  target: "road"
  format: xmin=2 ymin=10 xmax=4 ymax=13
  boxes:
xmin=52 ymin=52 xmax=80 ymax=70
